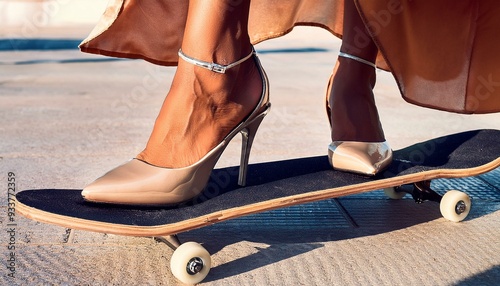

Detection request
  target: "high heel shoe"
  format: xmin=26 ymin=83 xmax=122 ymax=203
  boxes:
xmin=81 ymin=48 xmax=270 ymax=205
xmin=325 ymin=52 xmax=392 ymax=176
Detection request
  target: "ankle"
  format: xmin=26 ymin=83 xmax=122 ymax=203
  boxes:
xmin=328 ymin=58 xmax=385 ymax=143
xmin=173 ymin=48 xmax=262 ymax=109
xmin=137 ymin=50 xmax=264 ymax=169
xmin=180 ymin=39 xmax=253 ymax=68
xmin=336 ymin=56 xmax=376 ymax=88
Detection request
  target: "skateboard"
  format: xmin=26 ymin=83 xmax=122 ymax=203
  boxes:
xmin=15 ymin=129 xmax=500 ymax=284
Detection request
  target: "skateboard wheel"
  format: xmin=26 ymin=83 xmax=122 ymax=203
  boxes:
xmin=170 ymin=242 xmax=211 ymax=284
xmin=383 ymin=187 xmax=406 ymax=199
xmin=439 ymin=190 xmax=471 ymax=222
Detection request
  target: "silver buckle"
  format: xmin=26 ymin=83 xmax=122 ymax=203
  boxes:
xmin=210 ymin=63 xmax=226 ymax=74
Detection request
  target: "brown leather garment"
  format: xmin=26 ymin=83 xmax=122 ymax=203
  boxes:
xmin=80 ymin=0 xmax=500 ymax=114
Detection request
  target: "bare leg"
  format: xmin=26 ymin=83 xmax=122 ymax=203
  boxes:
xmin=137 ymin=0 xmax=263 ymax=168
xmin=328 ymin=0 xmax=385 ymax=142
xmin=325 ymin=0 xmax=392 ymax=176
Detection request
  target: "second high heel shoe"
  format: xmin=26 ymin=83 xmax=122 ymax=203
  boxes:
xmin=81 ymin=48 xmax=270 ymax=205
xmin=325 ymin=52 xmax=392 ymax=176
xmin=327 ymin=141 xmax=392 ymax=175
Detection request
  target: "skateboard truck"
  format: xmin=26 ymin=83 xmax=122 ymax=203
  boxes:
xmin=391 ymin=180 xmax=471 ymax=218
xmin=395 ymin=180 xmax=443 ymax=204
xmin=154 ymin=235 xmax=181 ymax=250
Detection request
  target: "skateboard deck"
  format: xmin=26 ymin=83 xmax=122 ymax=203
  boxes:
xmin=16 ymin=129 xmax=500 ymax=235
xmin=15 ymin=129 xmax=500 ymax=283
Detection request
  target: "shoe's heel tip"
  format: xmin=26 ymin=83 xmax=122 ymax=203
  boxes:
xmin=237 ymin=175 xmax=246 ymax=187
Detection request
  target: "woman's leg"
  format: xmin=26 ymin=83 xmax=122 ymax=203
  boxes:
xmin=137 ymin=0 xmax=263 ymax=168
xmin=328 ymin=0 xmax=385 ymax=142
xmin=82 ymin=0 xmax=268 ymax=205
xmin=326 ymin=0 xmax=392 ymax=175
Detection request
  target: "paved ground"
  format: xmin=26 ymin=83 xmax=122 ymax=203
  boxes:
xmin=1 ymin=26 xmax=499 ymax=285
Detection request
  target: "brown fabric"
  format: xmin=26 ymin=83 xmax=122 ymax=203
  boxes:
xmin=357 ymin=0 xmax=500 ymax=113
xmin=79 ymin=0 xmax=189 ymax=66
xmin=79 ymin=0 xmax=346 ymax=65
xmin=80 ymin=0 xmax=500 ymax=114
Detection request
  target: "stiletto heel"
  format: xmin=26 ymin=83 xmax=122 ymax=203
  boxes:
xmin=82 ymin=47 xmax=270 ymax=205
xmin=238 ymin=109 xmax=269 ymax=186
xmin=325 ymin=52 xmax=392 ymax=176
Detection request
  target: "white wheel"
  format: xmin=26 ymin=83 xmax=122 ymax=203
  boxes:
xmin=170 ymin=242 xmax=211 ymax=284
xmin=384 ymin=187 xmax=406 ymax=199
xmin=440 ymin=190 xmax=471 ymax=222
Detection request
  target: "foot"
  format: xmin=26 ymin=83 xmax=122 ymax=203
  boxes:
xmin=137 ymin=47 xmax=264 ymax=168
xmin=82 ymin=50 xmax=270 ymax=205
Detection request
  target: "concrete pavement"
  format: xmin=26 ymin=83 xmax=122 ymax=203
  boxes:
xmin=1 ymin=26 xmax=499 ymax=285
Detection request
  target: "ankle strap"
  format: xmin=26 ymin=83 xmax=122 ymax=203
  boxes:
xmin=338 ymin=52 xmax=376 ymax=69
xmin=178 ymin=48 xmax=255 ymax=74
